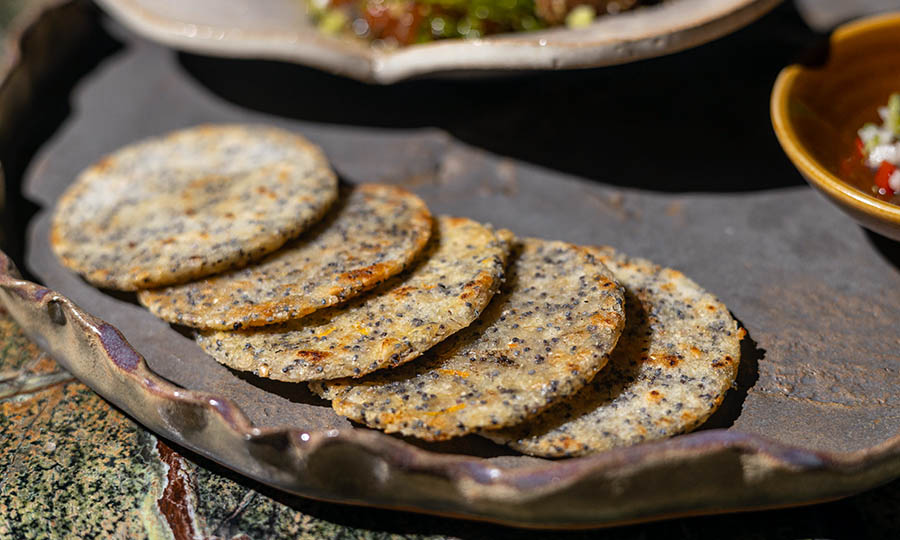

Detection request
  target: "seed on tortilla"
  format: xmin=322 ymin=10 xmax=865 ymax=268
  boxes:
xmin=310 ymin=238 xmax=626 ymax=441
xmin=50 ymin=124 xmax=338 ymax=291
xmin=196 ymin=216 xmax=512 ymax=380
xmin=139 ymin=183 xmax=432 ymax=329
xmin=487 ymin=247 xmax=742 ymax=457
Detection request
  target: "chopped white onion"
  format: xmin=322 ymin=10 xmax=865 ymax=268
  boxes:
xmin=889 ymin=170 xmax=900 ymax=193
xmin=868 ymin=143 xmax=900 ymax=168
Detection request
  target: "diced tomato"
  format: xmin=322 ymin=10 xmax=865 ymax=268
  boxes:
xmin=364 ymin=3 xmax=388 ymax=33
xmin=388 ymin=7 xmax=423 ymax=45
xmin=875 ymin=161 xmax=897 ymax=193
xmin=855 ymin=137 xmax=865 ymax=158
xmin=363 ymin=0 xmax=424 ymax=45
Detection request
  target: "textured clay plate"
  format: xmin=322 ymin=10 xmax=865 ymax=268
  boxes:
xmin=3 ymin=1 xmax=900 ymax=529
xmin=95 ymin=0 xmax=780 ymax=83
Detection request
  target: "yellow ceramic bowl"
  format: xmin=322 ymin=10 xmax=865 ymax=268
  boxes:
xmin=771 ymin=11 xmax=900 ymax=241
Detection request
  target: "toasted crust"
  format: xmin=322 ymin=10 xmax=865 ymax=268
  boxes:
xmin=311 ymin=239 xmax=626 ymax=442
xmin=138 ymin=184 xmax=432 ymax=329
xmin=50 ymin=124 xmax=338 ymax=291
xmin=196 ymin=216 xmax=512 ymax=380
xmin=488 ymin=248 xmax=742 ymax=457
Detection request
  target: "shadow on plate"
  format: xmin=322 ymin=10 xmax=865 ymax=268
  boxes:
xmin=695 ymin=320 xmax=762 ymax=431
xmin=865 ymin=228 xmax=900 ymax=271
xmin=0 ymin=10 xmax=123 ymax=281
xmin=97 ymin=287 xmax=140 ymax=305
xmin=175 ymin=3 xmax=822 ymax=194
xmin=233 ymin=369 xmax=333 ymax=408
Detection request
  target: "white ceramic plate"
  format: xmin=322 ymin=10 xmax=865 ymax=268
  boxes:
xmin=95 ymin=0 xmax=780 ymax=83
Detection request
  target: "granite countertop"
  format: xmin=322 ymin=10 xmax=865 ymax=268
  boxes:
xmin=2 ymin=2 xmax=900 ymax=539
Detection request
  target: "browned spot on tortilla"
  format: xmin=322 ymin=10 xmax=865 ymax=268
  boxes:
xmin=256 ymin=186 xmax=277 ymax=199
xmin=379 ymin=339 xmax=400 ymax=360
xmin=49 ymin=226 xmax=63 ymax=247
xmin=338 ymin=262 xmax=393 ymax=284
xmin=90 ymin=156 xmax=114 ymax=174
xmin=590 ymin=311 xmax=621 ymax=328
xmin=161 ymin=238 xmax=176 ymax=245
xmin=689 ymin=346 xmax=702 ymax=357
xmin=184 ymin=175 xmax=221 ymax=193
xmin=648 ymin=390 xmax=663 ymax=402
xmin=390 ymin=286 xmax=418 ymax=297
xmin=184 ymin=208 xmax=196 ymax=216
xmin=459 ymin=271 xmax=493 ymax=300
xmin=661 ymin=282 xmax=675 ymax=292
xmin=552 ymin=435 xmax=581 ymax=452
xmin=228 ymin=299 xmax=316 ymax=327
xmin=190 ymin=125 xmax=215 ymax=137
xmin=295 ymin=350 xmax=331 ymax=362
xmin=444 ymin=216 xmax=471 ymax=226
xmin=570 ymin=245 xmax=599 ymax=260
xmin=712 ymin=355 xmax=735 ymax=368
xmin=87 ymin=268 xmax=111 ymax=283
xmin=647 ymin=353 xmax=681 ymax=367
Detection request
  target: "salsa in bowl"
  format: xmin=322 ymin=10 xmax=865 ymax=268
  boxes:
xmin=771 ymin=12 xmax=900 ymax=241
xmin=853 ymin=93 xmax=900 ymax=203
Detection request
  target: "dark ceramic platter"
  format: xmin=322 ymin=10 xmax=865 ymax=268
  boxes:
xmin=2 ymin=1 xmax=900 ymax=529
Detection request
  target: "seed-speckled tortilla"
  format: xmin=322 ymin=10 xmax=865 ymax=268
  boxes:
xmin=138 ymin=183 xmax=432 ymax=329
xmin=488 ymin=247 xmax=742 ymax=457
xmin=310 ymin=238 xmax=626 ymax=441
xmin=196 ymin=216 xmax=512 ymax=381
xmin=51 ymin=124 xmax=338 ymax=291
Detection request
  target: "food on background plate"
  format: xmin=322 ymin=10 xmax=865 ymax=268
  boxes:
xmin=50 ymin=125 xmax=338 ymax=291
xmin=197 ymin=217 xmax=512 ymax=381
xmin=487 ymin=247 xmax=742 ymax=457
xmin=138 ymin=184 xmax=432 ymax=329
xmin=310 ymin=239 xmax=626 ymax=441
xmin=853 ymin=92 xmax=900 ymax=204
xmin=307 ymin=0 xmax=640 ymax=46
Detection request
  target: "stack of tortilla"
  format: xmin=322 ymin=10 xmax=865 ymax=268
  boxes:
xmin=51 ymin=124 xmax=743 ymax=457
